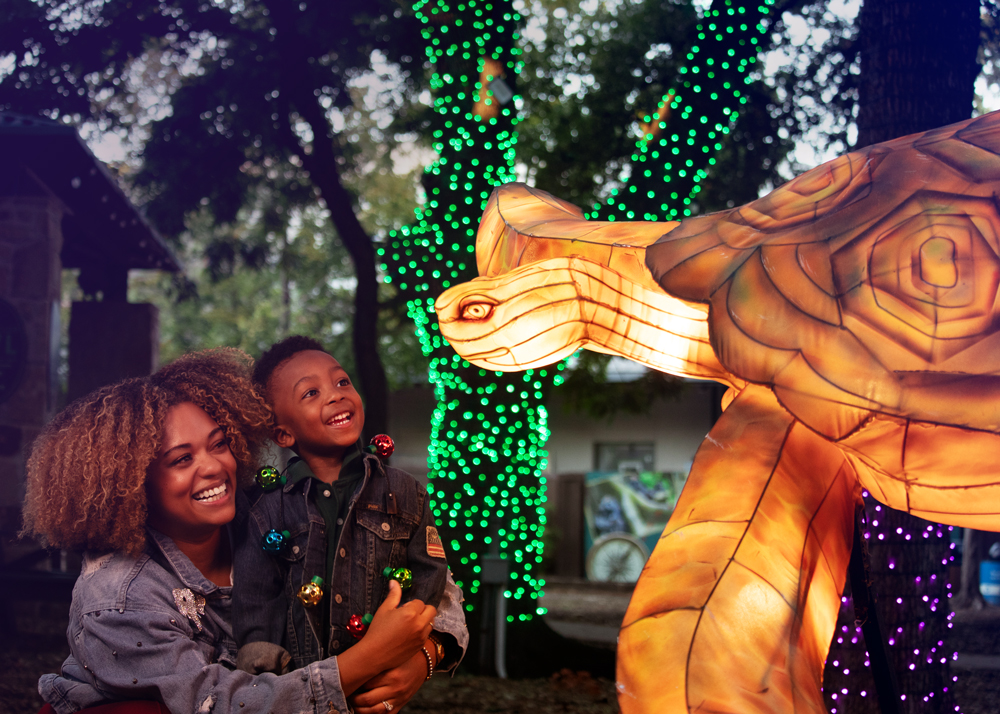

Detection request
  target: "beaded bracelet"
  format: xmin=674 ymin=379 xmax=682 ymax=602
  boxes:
xmin=420 ymin=645 xmax=434 ymax=680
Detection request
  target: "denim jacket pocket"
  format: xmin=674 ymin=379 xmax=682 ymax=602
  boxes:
xmin=354 ymin=508 xmax=419 ymax=607
xmin=355 ymin=508 xmax=417 ymax=541
xmin=278 ymin=524 xmax=310 ymax=566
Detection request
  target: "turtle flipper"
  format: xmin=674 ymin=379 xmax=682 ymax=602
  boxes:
xmin=617 ymin=385 xmax=860 ymax=714
xmin=839 ymin=414 xmax=1000 ymax=530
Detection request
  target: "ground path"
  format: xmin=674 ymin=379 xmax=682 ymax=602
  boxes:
xmin=2 ymin=588 xmax=999 ymax=713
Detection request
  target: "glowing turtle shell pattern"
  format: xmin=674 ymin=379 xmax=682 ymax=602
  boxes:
xmin=644 ymin=110 xmax=1000 ymax=525
xmin=649 ymin=109 xmax=1000 ymax=438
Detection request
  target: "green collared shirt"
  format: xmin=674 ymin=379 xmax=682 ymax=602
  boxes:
xmin=286 ymin=448 xmax=367 ymax=586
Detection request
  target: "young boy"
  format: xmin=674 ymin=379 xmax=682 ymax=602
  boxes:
xmin=232 ymin=335 xmax=464 ymax=683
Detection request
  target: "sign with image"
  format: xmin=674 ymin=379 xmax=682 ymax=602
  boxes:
xmin=582 ymin=470 xmax=688 ymax=582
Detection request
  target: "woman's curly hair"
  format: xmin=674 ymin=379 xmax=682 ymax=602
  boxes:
xmin=151 ymin=348 xmax=273 ymax=485
xmin=22 ymin=348 xmax=272 ymax=556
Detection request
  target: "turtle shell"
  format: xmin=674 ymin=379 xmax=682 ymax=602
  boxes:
xmin=646 ymin=111 xmax=1000 ymax=437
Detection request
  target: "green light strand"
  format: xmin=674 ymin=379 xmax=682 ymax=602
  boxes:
xmin=587 ymin=0 xmax=776 ymax=222
xmin=382 ymin=0 xmax=554 ymax=620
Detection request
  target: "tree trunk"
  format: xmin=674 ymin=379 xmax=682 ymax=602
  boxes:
xmin=280 ymin=231 xmax=291 ymax=339
xmin=270 ymin=2 xmax=389 ymax=439
xmin=823 ymin=2 xmax=982 ymax=712
xmin=953 ymin=528 xmax=991 ymax=610
xmin=855 ymin=0 xmax=981 ymax=147
xmin=297 ymin=136 xmax=389 ymax=440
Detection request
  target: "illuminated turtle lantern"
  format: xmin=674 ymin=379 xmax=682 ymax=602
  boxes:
xmin=436 ymin=110 xmax=1000 ymax=714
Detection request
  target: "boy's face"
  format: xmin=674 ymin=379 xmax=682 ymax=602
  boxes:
xmin=268 ymin=350 xmax=365 ymax=459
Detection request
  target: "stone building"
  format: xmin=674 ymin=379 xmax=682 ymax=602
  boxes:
xmin=0 ymin=113 xmax=179 ymax=541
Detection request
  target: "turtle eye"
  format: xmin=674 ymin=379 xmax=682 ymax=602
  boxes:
xmin=461 ymin=302 xmax=494 ymax=320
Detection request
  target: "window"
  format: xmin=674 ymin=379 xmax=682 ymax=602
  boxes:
xmin=594 ymin=442 xmax=655 ymax=473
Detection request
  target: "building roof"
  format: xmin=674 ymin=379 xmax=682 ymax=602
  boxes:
xmin=0 ymin=112 xmax=180 ymax=272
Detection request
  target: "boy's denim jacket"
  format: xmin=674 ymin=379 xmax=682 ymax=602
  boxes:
xmin=39 ymin=528 xmax=354 ymax=714
xmin=232 ymin=452 xmax=467 ymax=672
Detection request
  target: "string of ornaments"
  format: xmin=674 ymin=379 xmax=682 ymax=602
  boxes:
xmin=252 ymin=435 xmax=411 ymax=639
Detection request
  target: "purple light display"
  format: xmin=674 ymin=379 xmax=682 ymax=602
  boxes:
xmin=823 ymin=491 xmax=959 ymax=714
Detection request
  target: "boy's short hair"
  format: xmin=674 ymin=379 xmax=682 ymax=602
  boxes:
xmin=253 ymin=335 xmax=329 ymax=394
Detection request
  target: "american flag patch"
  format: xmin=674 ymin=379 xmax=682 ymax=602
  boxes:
xmin=426 ymin=526 xmax=446 ymax=559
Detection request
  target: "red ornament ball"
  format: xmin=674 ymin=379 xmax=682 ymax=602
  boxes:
xmin=347 ymin=614 xmax=367 ymax=639
xmin=369 ymin=434 xmax=394 ymax=459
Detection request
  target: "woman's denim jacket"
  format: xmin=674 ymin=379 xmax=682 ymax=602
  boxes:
xmin=39 ymin=528 xmax=354 ymax=714
xmin=232 ymin=453 xmax=467 ymax=672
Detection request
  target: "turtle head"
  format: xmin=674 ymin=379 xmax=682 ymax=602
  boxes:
xmin=436 ymin=258 xmax=588 ymax=371
xmin=437 ymin=254 xmax=727 ymax=382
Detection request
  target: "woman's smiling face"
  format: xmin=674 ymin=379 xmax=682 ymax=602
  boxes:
xmin=146 ymin=401 xmax=238 ymax=540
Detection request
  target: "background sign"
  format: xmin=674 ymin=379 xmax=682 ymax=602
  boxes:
xmin=583 ymin=470 xmax=688 ymax=579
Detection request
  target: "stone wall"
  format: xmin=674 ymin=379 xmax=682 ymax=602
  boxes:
xmin=0 ymin=196 xmax=64 ymax=532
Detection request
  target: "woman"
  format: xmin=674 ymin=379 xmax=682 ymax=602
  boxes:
xmin=23 ymin=349 xmax=459 ymax=714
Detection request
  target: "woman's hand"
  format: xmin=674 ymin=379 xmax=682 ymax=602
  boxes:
xmin=362 ymin=580 xmax=437 ymax=670
xmin=337 ymin=580 xmax=437 ymax=696
xmin=348 ymin=649 xmax=429 ymax=714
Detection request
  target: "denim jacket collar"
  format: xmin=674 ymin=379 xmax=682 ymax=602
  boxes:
xmin=281 ymin=447 xmax=371 ymax=495
xmin=280 ymin=451 xmax=379 ymax=497
xmin=145 ymin=526 xmax=232 ymax=597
